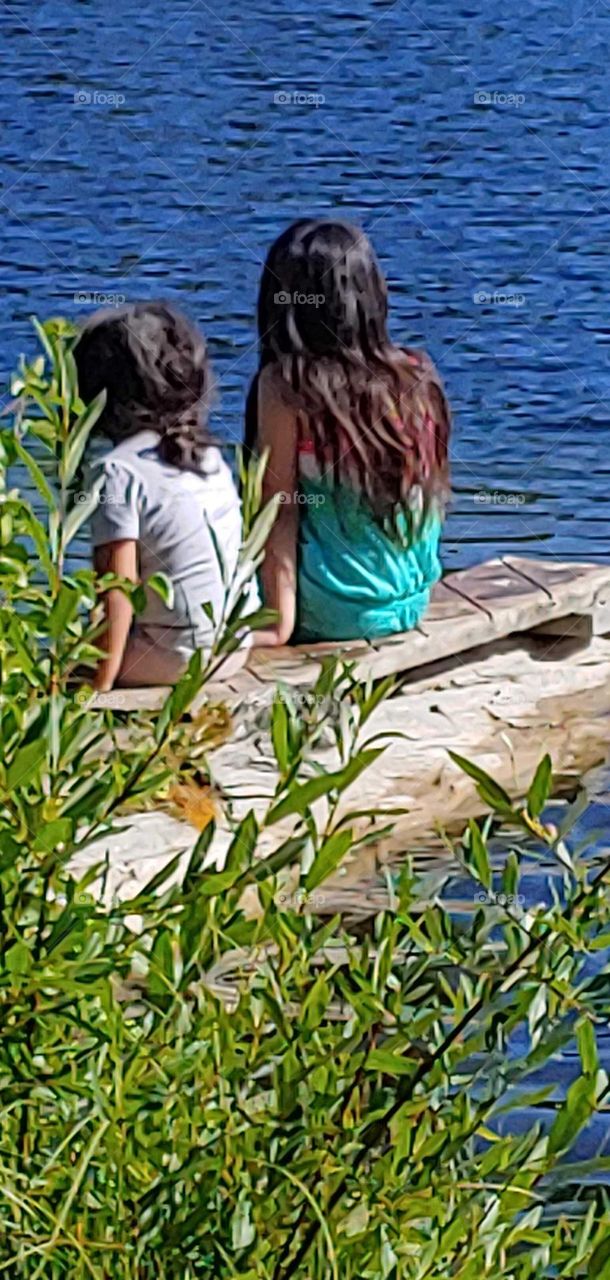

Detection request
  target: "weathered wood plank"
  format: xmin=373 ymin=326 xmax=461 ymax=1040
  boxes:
xmin=510 ymin=558 xmax=610 ymax=636
xmin=505 ymin=556 xmax=581 ymax=590
xmin=504 ymin=556 xmax=610 ymax=610
xmin=91 ymin=557 xmax=610 ymax=712
xmin=248 ymin=647 xmax=323 ymax=686
xmin=420 ymin=580 xmax=483 ymax=623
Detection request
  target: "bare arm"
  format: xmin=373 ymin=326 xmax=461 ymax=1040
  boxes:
xmin=251 ymin=373 xmax=299 ymax=647
xmin=93 ymin=539 xmax=138 ymax=690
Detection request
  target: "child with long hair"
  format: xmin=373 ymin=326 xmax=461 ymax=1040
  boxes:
xmin=245 ymin=218 xmax=451 ymax=645
xmin=75 ymin=302 xmax=258 ymax=690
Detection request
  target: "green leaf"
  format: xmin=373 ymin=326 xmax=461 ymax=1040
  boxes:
xmin=577 ymin=1018 xmax=598 ymax=1076
xmin=5 ymin=940 xmax=32 ymax=978
xmin=225 ymin=810 xmax=258 ymax=874
xmin=6 ymin=737 xmax=47 ymax=791
xmin=148 ymin=929 xmax=175 ymax=995
xmin=367 ymin=1048 xmax=416 ymax=1076
xmin=138 ymin=851 xmax=185 ymax=898
xmin=0 ymin=832 xmax=22 ymax=873
xmin=34 ymin=818 xmax=74 ymax=855
xmin=48 ymin=583 xmax=81 ymax=640
xmin=21 ymin=509 xmax=54 ymax=580
xmin=31 ymin=315 xmax=56 ymax=364
xmin=7 ymin=614 xmax=39 ymax=680
xmin=195 ymin=866 xmax=244 ymax=898
xmin=130 ymin=584 xmax=148 ymax=614
xmin=183 ymin=821 xmax=216 ymax=890
xmin=12 ymin=437 xmax=57 ymax=511
xmin=588 ymin=1233 xmax=610 ymax=1278
xmin=252 ymin=834 xmax=310 ymax=882
xmin=155 ymin=650 xmax=204 ymax=743
xmin=448 ymin=751 xmax=514 ymax=812
xmin=271 ymin=695 xmax=290 ymax=773
xmin=548 ymin=1075 xmax=596 ymax=1155
xmin=266 ymin=748 xmax=383 ymax=827
xmin=465 ymin=819 xmax=491 ymax=890
xmin=302 ymin=974 xmax=330 ymax=1030
xmin=62 ymin=474 xmax=105 ymax=547
xmin=240 ymin=606 xmax=278 ymax=634
xmin=526 ymin=753 xmax=552 ymax=818
xmin=305 ymin=828 xmax=353 ymax=891
xmin=341 ymin=1201 xmax=370 ymax=1238
xmin=147 ymin=572 xmax=175 ymax=610
xmin=238 ymin=493 xmax=280 ymax=573
xmin=359 ymin=675 xmax=397 ymax=725
xmin=502 ymin=849 xmax=519 ymax=901
xmin=63 ymin=390 xmax=106 ymax=485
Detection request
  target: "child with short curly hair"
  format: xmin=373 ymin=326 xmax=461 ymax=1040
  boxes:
xmin=75 ymin=301 xmax=258 ymax=690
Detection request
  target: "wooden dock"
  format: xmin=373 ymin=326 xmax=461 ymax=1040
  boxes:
xmin=82 ymin=557 xmax=610 ymax=915
xmin=94 ymin=556 xmax=610 ymax=712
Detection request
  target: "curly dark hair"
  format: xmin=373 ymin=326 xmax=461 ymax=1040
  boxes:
xmin=73 ymin=301 xmax=215 ymax=471
xmin=246 ymin=218 xmax=450 ymax=523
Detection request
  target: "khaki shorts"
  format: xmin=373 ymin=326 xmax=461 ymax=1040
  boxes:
xmin=116 ymin=629 xmax=248 ymax=687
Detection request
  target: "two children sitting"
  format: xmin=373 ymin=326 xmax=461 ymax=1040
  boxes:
xmin=74 ymin=219 xmax=451 ymax=691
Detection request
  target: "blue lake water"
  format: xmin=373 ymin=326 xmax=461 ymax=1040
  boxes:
xmin=3 ymin=0 xmax=610 ymax=1176
xmin=3 ymin=0 xmax=610 ymax=568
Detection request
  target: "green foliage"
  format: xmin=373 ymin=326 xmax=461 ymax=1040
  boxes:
xmin=1 ymin=321 xmax=610 ymax=1276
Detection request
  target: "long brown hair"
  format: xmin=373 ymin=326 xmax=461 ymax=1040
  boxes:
xmin=247 ymin=218 xmax=450 ymax=524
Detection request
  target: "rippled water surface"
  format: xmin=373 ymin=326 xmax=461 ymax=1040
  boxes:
xmin=2 ymin=0 xmax=610 ymax=566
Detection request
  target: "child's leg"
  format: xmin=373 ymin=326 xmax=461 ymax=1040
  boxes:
xmin=116 ymin=632 xmax=248 ymax=687
xmin=116 ymin=633 xmax=187 ymax=686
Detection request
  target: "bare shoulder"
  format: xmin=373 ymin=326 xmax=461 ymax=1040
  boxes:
xmin=258 ymin=362 xmax=300 ymax=409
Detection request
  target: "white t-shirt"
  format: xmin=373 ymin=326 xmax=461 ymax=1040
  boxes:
xmin=88 ymin=430 xmax=259 ymax=655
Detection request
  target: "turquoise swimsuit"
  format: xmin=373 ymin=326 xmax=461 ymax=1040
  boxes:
xmin=294 ymin=470 xmax=443 ymax=644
